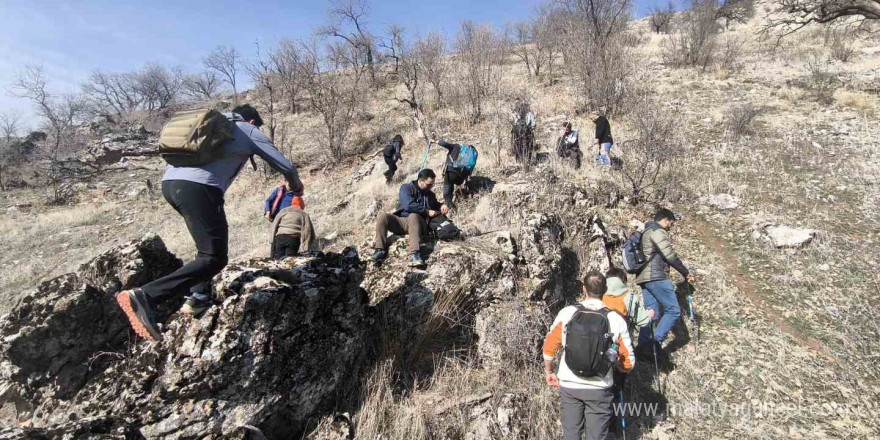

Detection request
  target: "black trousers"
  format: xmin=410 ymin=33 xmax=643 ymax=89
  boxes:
xmin=443 ymin=169 xmax=466 ymax=207
xmin=141 ymin=180 xmax=229 ymax=300
xmin=384 ymin=157 xmax=398 ymax=181
xmin=272 ymin=235 xmax=301 ymax=260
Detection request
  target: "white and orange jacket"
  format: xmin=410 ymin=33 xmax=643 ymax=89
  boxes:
xmin=543 ymin=298 xmax=635 ymax=390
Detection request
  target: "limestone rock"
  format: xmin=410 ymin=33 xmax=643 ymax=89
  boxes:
xmin=700 ymin=193 xmax=740 ymax=210
xmin=765 ymin=226 xmax=816 ymax=248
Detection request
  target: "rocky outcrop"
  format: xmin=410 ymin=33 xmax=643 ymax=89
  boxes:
xmin=752 ymin=219 xmax=817 ymax=248
xmin=0 ymin=236 xmax=369 ymax=439
xmin=81 ymin=125 xmax=156 ymax=165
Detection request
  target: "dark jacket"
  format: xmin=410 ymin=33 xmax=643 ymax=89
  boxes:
xmin=635 ymin=222 xmax=689 ymax=285
xmin=264 ymin=186 xmax=294 ymax=220
xmin=438 ymin=140 xmax=461 ymax=168
xmin=383 ymin=140 xmax=403 ymax=162
xmin=397 ymin=180 xmax=441 ymax=218
xmin=595 ymin=116 xmax=613 ymax=144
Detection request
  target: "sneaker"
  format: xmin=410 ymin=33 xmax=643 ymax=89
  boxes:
xmin=115 ymin=289 xmax=162 ymax=341
xmin=410 ymin=252 xmax=426 ymax=268
xmin=370 ymin=249 xmax=387 ymax=263
xmin=179 ymin=294 xmax=212 ymax=316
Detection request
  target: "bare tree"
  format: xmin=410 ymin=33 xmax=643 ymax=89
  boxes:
xmin=321 ymin=0 xmax=378 ymax=87
xmin=414 ymin=31 xmax=447 ymax=108
xmin=182 ymin=70 xmax=223 ymax=100
xmin=763 ymin=0 xmax=880 ymax=37
xmin=271 ymin=40 xmax=304 ymax=113
xmin=662 ymin=0 xmax=721 ymax=71
xmin=11 ymin=66 xmax=87 ymax=202
xmin=379 ymin=24 xmax=405 ymax=75
xmin=0 ymin=112 xmax=21 ymax=191
xmin=81 ymin=71 xmax=142 ymax=120
xmin=716 ymin=0 xmax=755 ymax=28
xmin=533 ymin=2 xmax=563 ymax=83
xmin=456 ymin=20 xmax=505 ymax=124
xmin=511 ymin=21 xmax=537 ymax=76
xmin=133 ymin=63 xmax=184 ymax=112
xmin=298 ymin=39 xmax=368 ymax=160
xmin=617 ymin=93 xmax=682 ymax=202
xmin=248 ymin=42 xmax=283 ymax=143
xmin=650 ymin=2 xmax=676 ymax=33
xmin=204 ymin=46 xmax=241 ymax=106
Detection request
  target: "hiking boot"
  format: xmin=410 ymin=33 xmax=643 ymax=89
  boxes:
xmin=115 ymin=289 xmax=162 ymax=341
xmin=370 ymin=249 xmax=387 ymax=263
xmin=179 ymin=294 xmax=212 ymax=316
xmin=410 ymin=252 xmax=427 ymax=268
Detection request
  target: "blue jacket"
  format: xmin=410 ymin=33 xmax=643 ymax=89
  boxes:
xmin=397 ymin=180 xmax=441 ymax=218
xmin=264 ymin=186 xmax=295 ymax=219
xmin=163 ymin=113 xmax=304 ymax=194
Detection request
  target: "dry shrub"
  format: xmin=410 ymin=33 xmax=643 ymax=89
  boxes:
xmin=826 ymin=27 xmax=858 ymax=62
xmin=723 ymin=102 xmax=762 ymax=140
xmin=714 ymin=34 xmax=744 ymax=78
xmin=804 ymin=56 xmax=840 ymax=105
xmin=835 ymin=90 xmax=876 ymax=115
xmin=354 ymin=360 xmax=428 ymax=439
xmin=661 ymin=0 xmax=720 ymax=71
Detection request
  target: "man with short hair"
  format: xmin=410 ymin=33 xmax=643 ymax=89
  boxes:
xmin=371 ymin=168 xmax=449 ymax=267
xmin=543 ymin=271 xmax=635 ymax=440
xmin=636 ymin=208 xmax=695 ymax=360
xmin=589 ymin=111 xmax=614 ymax=168
xmin=115 ymin=104 xmax=304 ymax=341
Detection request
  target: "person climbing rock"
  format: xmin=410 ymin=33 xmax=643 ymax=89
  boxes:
xmin=556 ymin=122 xmax=582 ymax=169
xmin=371 ymin=168 xmax=448 ymax=268
xmin=116 ymin=104 xmax=304 ymax=341
xmin=270 ymin=196 xmax=316 ymax=259
xmin=432 ymin=138 xmax=478 ymax=209
xmin=383 ymin=134 xmax=404 ymax=184
xmin=635 ymin=208 xmax=695 ymax=361
xmin=603 ymin=268 xmax=655 ymax=330
xmin=264 ymin=177 xmax=295 ymax=221
xmin=589 ymin=111 xmax=614 ymax=168
xmin=543 ymin=271 xmax=635 ymax=440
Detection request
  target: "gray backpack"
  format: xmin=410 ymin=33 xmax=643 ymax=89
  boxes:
xmin=158 ymin=109 xmax=234 ymax=167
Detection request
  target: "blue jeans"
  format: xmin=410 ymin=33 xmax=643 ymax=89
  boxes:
xmin=638 ymin=279 xmax=680 ymax=345
xmin=596 ymin=142 xmax=613 ymax=166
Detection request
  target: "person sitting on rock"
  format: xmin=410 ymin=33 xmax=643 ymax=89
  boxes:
xmin=543 ymin=271 xmax=635 ymax=440
xmin=371 ymin=168 xmax=449 ymax=268
xmin=270 ymin=196 xmax=316 ymax=260
xmin=383 ymin=134 xmax=404 ymax=185
xmin=115 ymin=104 xmax=304 ymax=341
xmin=264 ymin=177 xmax=295 ymax=222
xmin=556 ymin=122 xmax=582 ymax=169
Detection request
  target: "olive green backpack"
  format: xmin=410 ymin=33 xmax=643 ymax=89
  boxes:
xmin=157 ymin=109 xmax=234 ymax=167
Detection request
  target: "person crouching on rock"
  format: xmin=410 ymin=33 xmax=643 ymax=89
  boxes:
xmin=270 ymin=196 xmax=316 ymax=259
xmin=370 ymin=168 xmax=449 ymax=268
xmin=115 ymin=104 xmax=304 ymax=341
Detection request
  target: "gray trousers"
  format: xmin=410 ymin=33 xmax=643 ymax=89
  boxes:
xmin=374 ymin=213 xmax=426 ymax=253
xmin=560 ymin=386 xmax=614 ymax=440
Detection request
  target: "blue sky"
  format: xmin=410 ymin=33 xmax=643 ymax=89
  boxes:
xmin=1 ymin=0 xmax=661 ymax=129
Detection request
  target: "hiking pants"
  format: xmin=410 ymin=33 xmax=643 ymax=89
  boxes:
xmin=384 ymin=157 xmax=397 ymax=181
xmin=638 ymin=279 xmax=680 ymax=345
xmin=272 ymin=234 xmax=301 ymax=260
xmin=560 ymin=387 xmax=614 ymax=440
xmin=374 ymin=213 xmax=426 ymax=253
xmin=597 ymin=142 xmax=613 ymax=167
xmin=443 ymin=180 xmax=455 ymax=207
xmin=141 ymin=180 xmax=228 ymax=300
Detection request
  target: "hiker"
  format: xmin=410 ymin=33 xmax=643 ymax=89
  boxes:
xmin=543 ymin=271 xmax=635 ymax=440
xmin=116 ymin=104 xmax=304 ymax=341
xmin=589 ymin=111 xmax=613 ymax=167
xmin=556 ymin=122 xmax=581 ymax=169
xmin=603 ymin=268 xmax=654 ymax=330
xmin=383 ymin=134 xmax=404 ymax=184
xmin=270 ymin=196 xmax=316 ymax=259
xmin=511 ymin=102 xmax=536 ymax=164
xmin=635 ymin=208 xmax=695 ymax=360
xmin=371 ymin=168 xmax=449 ymax=267
xmin=264 ymin=177 xmax=295 ymax=221
xmin=434 ymin=138 xmax=478 ymax=208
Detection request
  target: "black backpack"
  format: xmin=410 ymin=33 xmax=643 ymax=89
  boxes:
xmin=429 ymin=214 xmax=461 ymax=240
xmin=564 ymin=305 xmax=613 ymax=378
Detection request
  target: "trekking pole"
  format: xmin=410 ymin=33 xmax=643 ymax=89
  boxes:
xmin=619 ymin=388 xmax=627 ymax=440
xmin=411 ymin=107 xmax=433 ymax=171
xmin=686 ymin=284 xmax=698 ymax=349
xmin=649 ymin=324 xmax=667 ymax=421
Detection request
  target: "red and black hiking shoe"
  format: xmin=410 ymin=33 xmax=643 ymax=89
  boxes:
xmin=115 ymin=289 xmax=162 ymax=341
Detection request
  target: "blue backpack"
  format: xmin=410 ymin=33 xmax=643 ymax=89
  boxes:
xmin=450 ymin=144 xmax=478 ymax=175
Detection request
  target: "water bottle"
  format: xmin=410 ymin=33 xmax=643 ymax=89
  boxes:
xmin=605 ymin=341 xmax=619 ymax=364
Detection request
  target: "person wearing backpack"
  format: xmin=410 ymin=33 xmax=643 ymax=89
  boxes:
xmin=589 ymin=111 xmax=613 ymax=168
xmin=603 ymin=268 xmax=654 ymax=330
xmin=510 ymin=102 xmax=536 ymax=164
xmin=543 ymin=271 xmax=635 ymax=440
xmin=264 ymin=177 xmax=295 ymax=222
xmin=635 ymin=209 xmax=694 ymax=360
xmin=556 ymin=122 xmax=582 ymax=169
xmin=269 ymin=196 xmax=316 ymax=259
xmin=383 ymin=134 xmax=404 ymax=184
xmin=434 ymin=138 xmax=477 ymax=208
xmin=115 ymin=104 xmax=304 ymax=341
xmin=371 ymin=168 xmax=449 ymax=268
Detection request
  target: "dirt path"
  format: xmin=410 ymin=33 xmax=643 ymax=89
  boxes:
xmin=688 ymin=216 xmax=830 ymax=357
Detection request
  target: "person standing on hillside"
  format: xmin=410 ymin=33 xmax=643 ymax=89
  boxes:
xmin=543 ymin=271 xmax=635 ymax=440
xmin=269 ymin=196 xmax=316 ymax=259
xmin=383 ymin=134 xmax=404 ymax=185
xmin=556 ymin=122 xmax=582 ymax=169
xmin=589 ymin=111 xmax=614 ymax=168
xmin=116 ymin=104 xmax=304 ymax=341
xmin=371 ymin=168 xmax=449 ymax=268
xmin=635 ymin=208 xmax=694 ymax=361
xmin=433 ymin=138 xmax=477 ymax=209
xmin=264 ymin=177 xmax=295 ymax=222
